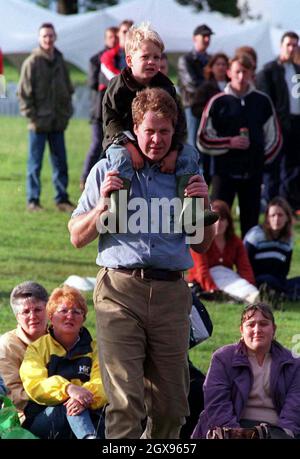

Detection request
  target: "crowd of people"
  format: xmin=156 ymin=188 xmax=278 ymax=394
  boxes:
xmin=0 ymin=16 xmax=300 ymax=441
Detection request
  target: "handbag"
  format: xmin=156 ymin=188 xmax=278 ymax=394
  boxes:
xmin=206 ymin=424 xmax=271 ymax=439
xmin=189 ymin=292 xmax=213 ymax=348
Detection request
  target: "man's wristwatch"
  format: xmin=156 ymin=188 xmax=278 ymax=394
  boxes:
xmin=112 ymin=133 xmax=131 ymax=146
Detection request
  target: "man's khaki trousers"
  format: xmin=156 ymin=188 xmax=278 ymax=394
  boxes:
xmin=93 ymin=267 xmax=192 ymax=439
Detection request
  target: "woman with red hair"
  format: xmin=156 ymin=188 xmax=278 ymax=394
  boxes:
xmin=20 ymin=286 xmax=107 ymax=439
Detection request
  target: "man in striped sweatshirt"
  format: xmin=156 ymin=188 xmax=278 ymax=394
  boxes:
xmin=198 ymin=53 xmax=282 ymax=237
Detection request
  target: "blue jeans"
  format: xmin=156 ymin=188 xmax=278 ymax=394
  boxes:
xmin=28 ymin=405 xmax=103 ymax=439
xmin=184 ymin=107 xmax=201 ymax=158
xmin=81 ymin=122 xmax=103 ymax=182
xmin=106 ymin=144 xmax=200 ymax=181
xmin=27 ymin=131 xmax=69 ymax=204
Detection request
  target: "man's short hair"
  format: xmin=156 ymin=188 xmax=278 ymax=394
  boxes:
xmin=125 ymin=22 xmax=164 ymax=57
xmin=10 ymin=281 xmax=48 ymax=315
xmin=132 ymin=87 xmax=177 ymax=128
xmin=235 ymin=46 xmax=257 ymax=67
xmin=39 ymin=22 xmax=55 ymax=32
xmin=193 ymin=24 xmax=214 ymax=37
xmin=281 ymin=31 xmax=299 ymax=43
xmin=229 ymin=53 xmax=254 ymax=71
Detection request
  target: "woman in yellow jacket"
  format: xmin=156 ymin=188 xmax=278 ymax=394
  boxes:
xmin=20 ymin=286 xmax=107 ymax=439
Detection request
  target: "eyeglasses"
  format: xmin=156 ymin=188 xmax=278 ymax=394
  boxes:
xmin=55 ymin=307 xmax=84 ymax=317
xmin=18 ymin=307 xmax=45 ymax=317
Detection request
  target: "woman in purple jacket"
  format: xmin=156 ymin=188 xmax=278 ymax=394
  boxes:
xmin=192 ymin=303 xmax=300 ymax=439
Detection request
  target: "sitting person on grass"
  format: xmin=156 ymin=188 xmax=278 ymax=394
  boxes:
xmin=188 ymin=200 xmax=259 ymax=303
xmin=244 ymin=196 xmax=300 ymax=302
xmin=0 ymin=281 xmax=48 ymax=423
xmin=192 ymin=303 xmax=300 ymax=439
xmin=20 ymin=286 xmax=107 ymax=439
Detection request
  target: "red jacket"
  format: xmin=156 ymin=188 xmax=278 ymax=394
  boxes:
xmin=188 ymin=235 xmax=255 ymax=291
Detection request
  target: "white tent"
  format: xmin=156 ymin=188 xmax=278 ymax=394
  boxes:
xmin=0 ymin=0 xmax=115 ymax=71
xmin=0 ymin=0 xmax=298 ymax=72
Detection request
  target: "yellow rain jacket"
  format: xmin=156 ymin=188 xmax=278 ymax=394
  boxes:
xmin=20 ymin=327 xmax=106 ymax=411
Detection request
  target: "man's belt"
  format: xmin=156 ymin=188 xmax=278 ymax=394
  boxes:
xmin=112 ymin=267 xmax=184 ymax=281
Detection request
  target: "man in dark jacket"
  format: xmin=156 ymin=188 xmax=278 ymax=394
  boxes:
xmin=80 ymin=26 xmax=119 ymax=190
xmin=177 ymin=24 xmax=213 ymax=152
xmin=256 ymin=31 xmax=300 ymax=214
xmin=18 ymin=23 xmax=74 ymax=212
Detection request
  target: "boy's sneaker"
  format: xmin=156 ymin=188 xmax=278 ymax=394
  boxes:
xmin=259 ymin=283 xmax=285 ymax=310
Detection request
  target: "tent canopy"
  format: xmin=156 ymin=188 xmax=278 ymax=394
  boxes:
xmin=0 ymin=0 xmax=296 ymax=72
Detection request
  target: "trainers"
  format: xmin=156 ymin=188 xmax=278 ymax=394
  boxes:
xmin=83 ymin=434 xmax=97 ymax=439
xmin=56 ymin=200 xmax=76 ymax=213
xmin=27 ymin=200 xmax=43 ymax=212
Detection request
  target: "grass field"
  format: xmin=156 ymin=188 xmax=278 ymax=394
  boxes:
xmin=0 ymin=115 xmax=300 ymax=373
xmin=4 ymin=57 xmax=87 ymax=86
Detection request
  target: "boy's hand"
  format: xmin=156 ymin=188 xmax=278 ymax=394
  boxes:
xmin=127 ymin=142 xmax=144 ymax=170
xmin=160 ymin=149 xmax=178 ymax=173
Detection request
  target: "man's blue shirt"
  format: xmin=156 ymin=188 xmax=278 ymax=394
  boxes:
xmin=72 ymin=146 xmax=194 ymax=270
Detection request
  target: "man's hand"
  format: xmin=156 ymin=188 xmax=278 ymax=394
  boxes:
xmin=229 ymin=136 xmax=250 ymax=150
xmin=100 ymin=170 xmax=124 ymax=198
xmin=127 ymin=142 xmax=144 ymax=170
xmin=160 ymin=149 xmax=178 ymax=173
xmin=184 ymin=174 xmax=209 ymax=201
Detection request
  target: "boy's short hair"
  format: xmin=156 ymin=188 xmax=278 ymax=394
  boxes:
xmin=125 ymin=22 xmax=164 ymax=57
xmin=229 ymin=53 xmax=254 ymax=71
xmin=235 ymin=46 xmax=257 ymax=69
xmin=132 ymin=87 xmax=177 ymax=128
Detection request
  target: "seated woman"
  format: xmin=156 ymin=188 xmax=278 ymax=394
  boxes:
xmin=0 ymin=281 xmax=48 ymax=422
xmin=192 ymin=303 xmax=300 ymax=439
xmin=188 ymin=200 xmax=259 ymax=303
xmin=20 ymin=286 xmax=107 ymax=439
xmin=244 ymin=197 xmax=300 ymax=301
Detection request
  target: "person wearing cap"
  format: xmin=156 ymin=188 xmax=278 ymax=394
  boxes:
xmin=0 ymin=281 xmax=48 ymax=422
xmin=177 ymin=24 xmax=214 ymax=154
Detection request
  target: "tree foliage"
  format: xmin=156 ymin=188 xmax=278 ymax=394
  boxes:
xmin=175 ymin=0 xmax=240 ymax=17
